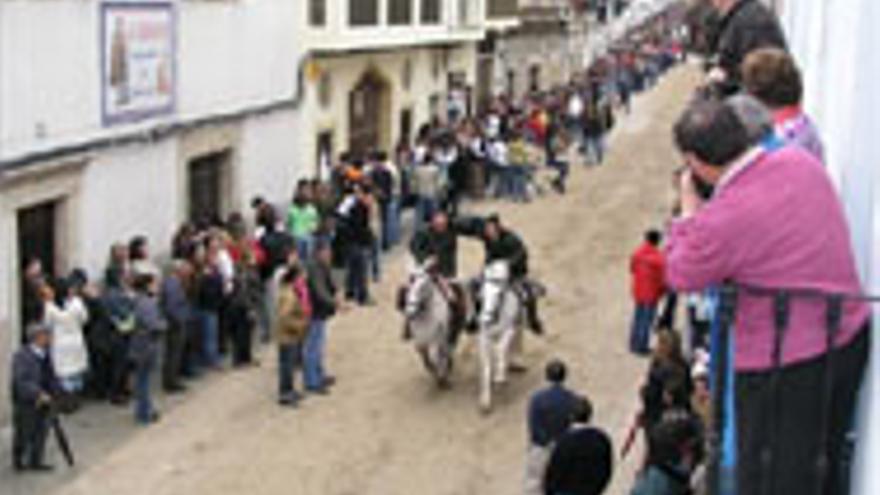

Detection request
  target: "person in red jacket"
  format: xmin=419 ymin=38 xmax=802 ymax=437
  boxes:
xmin=629 ymin=229 xmax=666 ymax=355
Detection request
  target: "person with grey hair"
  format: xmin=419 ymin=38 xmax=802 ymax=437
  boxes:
xmin=726 ymin=93 xmax=773 ymax=143
xmin=11 ymin=323 xmax=60 ymax=472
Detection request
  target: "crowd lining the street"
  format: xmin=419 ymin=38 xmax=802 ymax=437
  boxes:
xmin=17 ymin=3 xmax=853 ymax=495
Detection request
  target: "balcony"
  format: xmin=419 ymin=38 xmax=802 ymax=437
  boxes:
xmin=485 ymin=0 xmax=521 ymax=30
xmin=304 ymin=0 xmax=486 ymax=54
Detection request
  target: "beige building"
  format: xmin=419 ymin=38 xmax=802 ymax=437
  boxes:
xmin=297 ymin=0 xmax=492 ymax=167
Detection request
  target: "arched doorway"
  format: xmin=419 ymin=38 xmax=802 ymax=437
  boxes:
xmin=349 ymin=68 xmax=391 ymax=155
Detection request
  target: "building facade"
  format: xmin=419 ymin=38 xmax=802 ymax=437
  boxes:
xmin=776 ymin=1 xmax=880 ymax=492
xmin=298 ymin=0 xmax=486 ymax=171
xmin=0 ymin=0 xmax=490 ymax=424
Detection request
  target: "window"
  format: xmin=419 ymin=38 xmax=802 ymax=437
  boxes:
xmin=309 ymin=0 xmax=327 ymax=27
xmin=388 ymin=0 xmax=412 ymax=25
xmin=421 ymin=0 xmax=442 ymax=24
xmin=350 ymin=0 xmax=379 ymax=26
xmin=488 ymin=0 xmax=518 ymax=19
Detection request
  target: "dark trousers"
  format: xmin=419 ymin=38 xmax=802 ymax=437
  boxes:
xmin=278 ymin=343 xmax=302 ymax=399
xmin=110 ymin=335 xmax=132 ymax=399
xmin=229 ymin=305 xmax=253 ymax=365
xmin=182 ymin=319 xmax=203 ymax=378
xmin=12 ymin=404 xmax=49 ymax=467
xmin=736 ymin=326 xmax=870 ymax=495
xmin=345 ymin=246 xmax=370 ymax=304
xmin=163 ymin=321 xmax=187 ymax=388
xmin=87 ymin=347 xmax=115 ymax=399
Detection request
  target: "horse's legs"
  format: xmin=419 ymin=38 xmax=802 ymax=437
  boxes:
xmin=418 ymin=346 xmax=436 ymax=375
xmin=478 ymin=330 xmax=493 ymax=412
xmin=495 ymin=326 xmax=516 ymax=385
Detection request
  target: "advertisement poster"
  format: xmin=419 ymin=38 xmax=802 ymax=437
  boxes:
xmin=101 ymin=2 xmax=176 ymax=125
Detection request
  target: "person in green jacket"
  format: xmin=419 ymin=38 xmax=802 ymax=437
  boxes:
xmin=287 ymin=180 xmax=320 ymax=261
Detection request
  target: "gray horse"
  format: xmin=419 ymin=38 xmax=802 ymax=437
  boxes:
xmin=403 ymin=265 xmax=467 ymax=387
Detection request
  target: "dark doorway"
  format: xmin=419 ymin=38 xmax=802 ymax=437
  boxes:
xmin=529 ymin=64 xmax=541 ymax=93
xmin=188 ymin=151 xmax=229 ymax=225
xmin=399 ymin=108 xmax=413 ymax=148
xmin=18 ymin=201 xmax=58 ymax=343
xmin=477 ymin=57 xmax=494 ymax=113
xmin=18 ymin=201 xmax=57 ymax=280
xmin=316 ymin=130 xmax=334 ymax=180
xmin=349 ymin=71 xmax=388 ymax=156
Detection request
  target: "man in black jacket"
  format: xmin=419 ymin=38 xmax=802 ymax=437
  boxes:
xmin=709 ymin=0 xmax=787 ymax=94
xmin=409 ymin=211 xmax=462 ymax=279
xmin=481 ymin=215 xmax=544 ymax=334
xmin=305 ymin=242 xmax=338 ymax=394
xmin=11 ymin=323 xmax=60 ymax=472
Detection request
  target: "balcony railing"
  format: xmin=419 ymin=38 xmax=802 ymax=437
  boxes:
xmin=487 ymin=0 xmax=519 ymax=19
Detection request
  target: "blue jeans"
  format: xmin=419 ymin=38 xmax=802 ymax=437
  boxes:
xmin=384 ymin=197 xmax=401 ymax=248
xmin=345 ymin=246 xmax=370 ymax=304
xmin=278 ymin=343 xmax=302 ymax=399
xmin=134 ymin=353 xmax=156 ymax=423
xmin=303 ymin=319 xmax=327 ymax=390
xmin=583 ymin=134 xmax=605 ymax=165
xmin=509 ymin=166 xmax=529 ymax=201
xmin=295 ymin=235 xmax=314 ymax=261
xmin=629 ymin=303 xmax=657 ymax=355
xmin=415 ymin=197 xmax=437 ymax=231
xmin=198 ymin=310 xmax=220 ymax=368
xmin=370 ymin=238 xmax=381 ymax=282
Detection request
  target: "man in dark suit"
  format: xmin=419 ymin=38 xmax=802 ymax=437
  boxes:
xmin=11 ymin=323 xmax=59 ymax=472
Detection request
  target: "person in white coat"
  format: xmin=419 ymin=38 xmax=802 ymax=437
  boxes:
xmin=42 ymin=278 xmax=90 ymax=394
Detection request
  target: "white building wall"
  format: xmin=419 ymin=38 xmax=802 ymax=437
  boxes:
xmin=0 ymin=0 xmax=304 ymax=162
xmin=239 ymin=109 xmax=306 ymax=208
xmin=79 ymin=140 xmax=179 ymax=273
xmin=780 ymin=1 xmax=880 ymax=493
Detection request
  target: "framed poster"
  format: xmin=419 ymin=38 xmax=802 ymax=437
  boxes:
xmin=100 ymin=2 xmax=176 ymax=126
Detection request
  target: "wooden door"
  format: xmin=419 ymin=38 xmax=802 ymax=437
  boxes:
xmin=349 ymin=73 xmax=385 ymax=156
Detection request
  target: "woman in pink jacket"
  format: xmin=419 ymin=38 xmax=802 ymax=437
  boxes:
xmin=666 ymin=99 xmax=870 ymax=495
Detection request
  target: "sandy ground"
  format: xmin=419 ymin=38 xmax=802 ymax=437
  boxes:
xmin=3 ymin=66 xmax=699 ymax=495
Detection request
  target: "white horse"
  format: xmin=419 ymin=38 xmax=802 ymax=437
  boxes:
xmin=477 ymin=260 xmax=526 ymax=413
xmin=402 ymin=265 xmax=457 ymax=387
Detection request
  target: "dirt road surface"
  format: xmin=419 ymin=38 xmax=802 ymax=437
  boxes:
xmin=5 ymin=66 xmax=699 ymax=495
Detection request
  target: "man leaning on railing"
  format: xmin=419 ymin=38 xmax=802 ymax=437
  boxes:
xmin=664 ymin=99 xmax=871 ymax=495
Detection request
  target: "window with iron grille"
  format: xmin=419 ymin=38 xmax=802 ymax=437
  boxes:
xmin=350 ymin=0 xmax=379 ymax=26
xmin=388 ymin=0 xmax=412 ymax=25
xmin=421 ymin=0 xmax=442 ymax=24
xmin=309 ymin=0 xmax=327 ymax=27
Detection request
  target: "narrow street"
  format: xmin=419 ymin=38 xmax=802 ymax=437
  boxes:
xmin=6 ymin=66 xmax=699 ymax=495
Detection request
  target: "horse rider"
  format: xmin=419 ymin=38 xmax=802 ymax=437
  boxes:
xmin=406 ymin=211 xmax=482 ymax=342
xmin=480 ymin=214 xmax=544 ymax=335
xmin=410 ymin=211 xmax=460 ymax=280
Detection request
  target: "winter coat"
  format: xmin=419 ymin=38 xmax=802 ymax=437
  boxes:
xmin=130 ymin=293 xmax=168 ymax=365
xmin=44 ymin=298 xmax=89 ymax=379
xmin=630 ymin=242 xmax=666 ymax=305
xmin=275 ymin=283 xmax=310 ymax=345
xmin=713 ymin=0 xmax=787 ymax=87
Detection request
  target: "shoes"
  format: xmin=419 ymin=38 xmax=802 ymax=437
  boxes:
xmin=508 ymin=363 xmax=528 ymax=374
xmin=322 ymin=376 xmax=337 ymax=388
xmin=530 ymin=320 xmax=545 ymax=336
xmin=307 ymin=386 xmax=330 ymax=396
xmin=28 ymin=463 xmax=55 ymax=473
xmin=13 ymin=459 xmax=26 ymax=472
xmin=164 ymin=383 xmax=187 ymax=394
xmin=278 ymin=392 xmax=303 ymax=407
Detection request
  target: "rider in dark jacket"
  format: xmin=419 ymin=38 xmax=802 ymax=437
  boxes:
xmin=481 ymin=215 xmax=543 ymax=334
